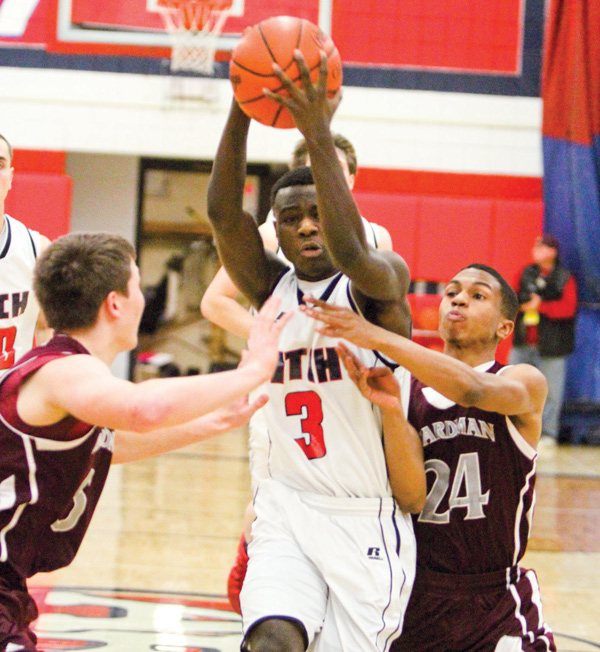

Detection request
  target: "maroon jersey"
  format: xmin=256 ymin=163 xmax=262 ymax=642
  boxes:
xmin=409 ymin=361 xmax=537 ymax=575
xmin=0 ymin=334 xmax=113 ymax=579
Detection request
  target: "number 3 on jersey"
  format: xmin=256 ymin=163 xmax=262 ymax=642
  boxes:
xmin=418 ymin=452 xmax=490 ymax=524
xmin=285 ymin=390 xmax=326 ymax=459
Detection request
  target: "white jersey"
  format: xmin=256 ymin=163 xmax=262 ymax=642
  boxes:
xmin=248 ymin=212 xmax=388 ymax=490
xmin=263 ymin=268 xmax=410 ymax=497
xmin=0 ymin=215 xmax=42 ymax=370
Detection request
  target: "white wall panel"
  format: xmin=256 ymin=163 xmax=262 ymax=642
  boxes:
xmin=66 ymin=153 xmax=139 ymax=379
xmin=0 ymin=66 xmax=542 ymax=176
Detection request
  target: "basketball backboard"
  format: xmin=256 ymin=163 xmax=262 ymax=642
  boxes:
xmin=1 ymin=0 xmax=530 ymax=82
xmin=51 ymin=0 xmax=327 ymax=57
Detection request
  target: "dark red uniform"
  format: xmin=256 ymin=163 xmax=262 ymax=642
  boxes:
xmin=0 ymin=334 xmax=113 ymax=651
xmin=393 ymin=362 xmax=556 ymax=652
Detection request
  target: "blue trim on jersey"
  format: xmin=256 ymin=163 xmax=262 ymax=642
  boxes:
xmin=368 ymin=222 xmax=378 ymax=248
xmin=345 ymin=278 xmax=401 ymax=371
xmin=267 ymin=267 xmax=290 ymax=303
xmin=295 ymin=272 xmax=343 ymax=306
xmin=27 ymin=228 xmax=37 ymax=258
xmin=374 ymin=351 xmax=400 ymax=372
xmin=377 ymin=498 xmax=399 ymax=651
xmin=0 ymin=216 xmax=12 ymax=259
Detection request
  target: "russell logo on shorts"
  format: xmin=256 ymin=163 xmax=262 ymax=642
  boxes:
xmin=367 ymin=547 xmax=382 ymax=560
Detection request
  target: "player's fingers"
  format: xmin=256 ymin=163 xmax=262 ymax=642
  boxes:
xmin=257 ymin=295 xmax=282 ymax=322
xmin=368 ymin=367 xmax=391 ymax=380
xmin=337 ymin=343 xmax=365 ymax=375
xmin=304 ymin=296 xmax=346 ymax=313
xmin=302 ymin=300 xmax=349 ymax=330
xmin=293 ymin=49 xmax=314 ymax=94
xmin=336 ymin=345 xmax=355 ymax=373
xmin=340 ymin=361 xmax=357 ymax=385
xmin=303 ymin=309 xmax=341 ymax=329
xmin=248 ymin=394 xmax=269 ymax=412
xmin=330 ymin=86 xmax=343 ymax=113
xmin=274 ymin=310 xmax=293 ymax=332
xmin=271 ymin=62 xmax=301 ymax=97
xmin=317 ymin=51 xmax=328 ymax=93
xmin=263 ymin=87 xmax=288 ymax=106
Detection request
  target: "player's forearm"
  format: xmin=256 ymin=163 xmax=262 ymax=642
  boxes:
xmin=201 ymin=293 xmax=254 ymax=339
xmin=304 ymin=131 xmax=367 ymax=264
xmin=374 ymin=328 xmax=492 ymax=407
xmin=382 ymin=406 xmax=426 ymax=513
xmin=127 ymin=364 xmax=268 ymax=432
xmin=112 ymin=413 xmax=228 ymax=464
xmin=207 ymin=102 xmax=250 ymax=227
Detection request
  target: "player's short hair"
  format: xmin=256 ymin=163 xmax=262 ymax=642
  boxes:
xmin=34 ymin=232 xmax=136 ymax=332
xmin=0 ymin=134 xmax=13 ymax=164
xmin=291 ymin=133 xmax=357 ymax=176
xmin=270 ymin=166 xmax=315 ymax=207
xmin=461 ymin=263 xmax=519 ymax=321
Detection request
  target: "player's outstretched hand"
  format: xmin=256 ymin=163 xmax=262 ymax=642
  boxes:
xmin=206 ymin=391 xmax=269 ymax=435
xmin=245 ymin=295 xmax=291 ymax=381
xmin=300 ymin=297 xmax=381 ymax=350
xmin=265 ymin=50 xmax=341 ymax=134
xmin=337 ymin=342 xmax=401 ymax=411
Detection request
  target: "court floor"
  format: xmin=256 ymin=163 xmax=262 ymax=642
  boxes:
xmin=28 ymin=430 xmax=600 ymax=651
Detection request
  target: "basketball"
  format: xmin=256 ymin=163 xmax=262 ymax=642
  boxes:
xmin=229 ymin=15 xmax=343 ymax=129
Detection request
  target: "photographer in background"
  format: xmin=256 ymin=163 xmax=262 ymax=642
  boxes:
xmin=509 ymin=235 xmax=577 ymax=447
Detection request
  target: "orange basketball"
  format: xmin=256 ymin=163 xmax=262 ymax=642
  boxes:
xmin=229 ymin=15 xmax=343 ymax=129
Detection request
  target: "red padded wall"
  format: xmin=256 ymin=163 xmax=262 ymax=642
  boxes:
xmin=491 ymin=200 xmax=543 ymax=285
xmin=354 ymin=190 xmax=543 ymax=291
xmin=13 ymin=150 xmax=66 ymax=174
xmin=415 ymin=197 xmax=494 ymax=282
xmin=353 ymin=192 xmax=419 ymax=271
xmin=354 ymin=168 xmax=543 ymax=200
xmin=5 ymin=173 xmax=72 ymax=241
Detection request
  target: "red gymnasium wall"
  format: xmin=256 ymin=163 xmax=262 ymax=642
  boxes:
xmin=353 ymin=168 xmax=543 ymax=286
xmin=4 ymin=150 xmax=72 ymax=241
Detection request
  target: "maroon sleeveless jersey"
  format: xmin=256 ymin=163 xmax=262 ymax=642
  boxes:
xmin=0 ymin=334 xmax=113 ymax=579
xmin=408 ymin=361 xmax=537 ymax=574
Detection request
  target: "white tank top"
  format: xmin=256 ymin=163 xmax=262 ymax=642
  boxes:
xmin=262 ymin=268 xmax=410 ymax=498
xmin=0 ymin=215 xmax=41 ymax=370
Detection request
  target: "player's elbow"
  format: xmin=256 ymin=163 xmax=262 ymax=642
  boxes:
xmin=454 ymin=372 xmax=488 ymax=407
xmin=391 ymin=479 xmax=427 ymax=514
xmin=200 ymin=291 xmax=218 ymax=323
xmin=394 ymin=489 xmax=427 ymax=514
xmin=126 ymin=394 xmax=175 ymax=433
xmin=458 ymin=388 xmax=484 ymax=407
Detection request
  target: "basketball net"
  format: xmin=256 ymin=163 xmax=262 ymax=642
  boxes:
xmin=153 ymin=0 xmax=233 ymax=75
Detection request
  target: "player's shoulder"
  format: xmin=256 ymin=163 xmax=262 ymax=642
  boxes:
xmin=258 ymin=218 xmax=278 ymax=250
xmin=499 ymin=362 xmax=548 ymax=401
xmin=499 ymin=362 xmax=546 ymax=383
xmin=5 ymin=214 xmax=44 ymax=254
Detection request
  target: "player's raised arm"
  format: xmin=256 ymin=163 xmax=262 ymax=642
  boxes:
xmin=207 ymin=100 xmax=286 ymax=309
xmin=267 ymin=52 xmax=411 ymax=336
xmin=304 ymin=297 xmax=542 ymax=412
xmin=303 ymin=293 xmax=547 ymax=448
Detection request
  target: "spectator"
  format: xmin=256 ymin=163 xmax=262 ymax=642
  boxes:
xmin=509 ymin=234 xmax=577 ymax=446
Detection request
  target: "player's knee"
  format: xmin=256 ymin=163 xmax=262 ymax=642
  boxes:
xmin=242 ymin=617 xmax=307 ymax=652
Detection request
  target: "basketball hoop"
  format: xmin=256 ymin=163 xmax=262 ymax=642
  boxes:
xmin=150 ymin=0 xmax=233 ymax=75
